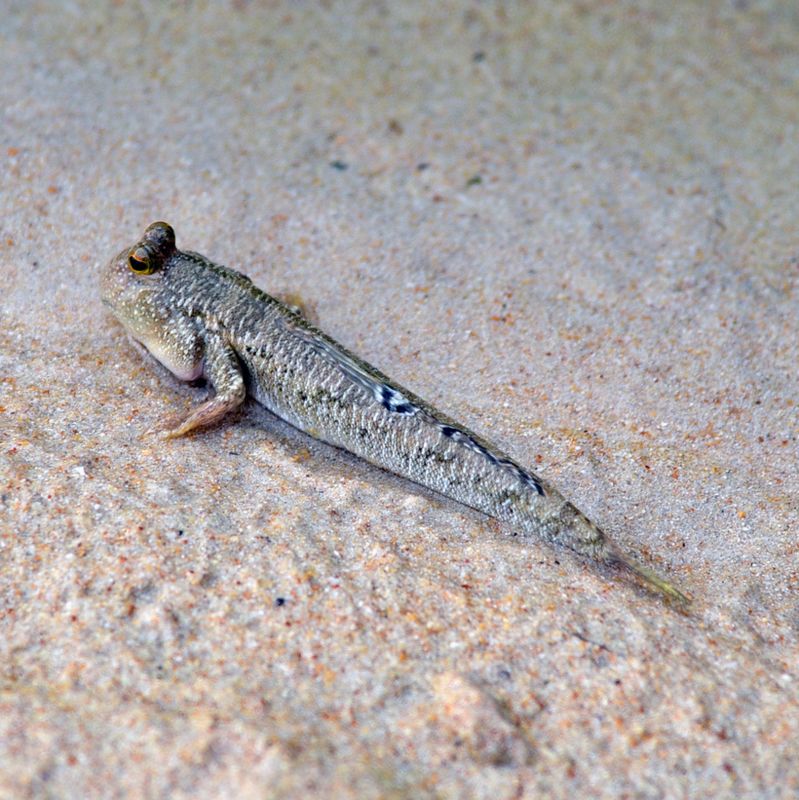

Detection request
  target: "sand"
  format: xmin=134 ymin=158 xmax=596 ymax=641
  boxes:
xmin=1 ymin=2 xmax=797 ymax=797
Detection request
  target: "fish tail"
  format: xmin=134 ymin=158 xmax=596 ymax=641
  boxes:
xmin=607 ymin=544 xmax=691 ymax=607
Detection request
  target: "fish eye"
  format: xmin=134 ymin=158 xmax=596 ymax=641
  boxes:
xmin=127 ymin=247 xmax=156 ymax=274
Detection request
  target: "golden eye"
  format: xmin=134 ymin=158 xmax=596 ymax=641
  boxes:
xmin=128 ymin=248 xmax=155 ymax=274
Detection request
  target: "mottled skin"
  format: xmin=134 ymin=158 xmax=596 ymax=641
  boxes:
xmin=101 ymin=222 xmax=689 ymax=605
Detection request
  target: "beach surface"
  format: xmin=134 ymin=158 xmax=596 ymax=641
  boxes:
xmin=1 ymin=2 xmax=797 ymax=797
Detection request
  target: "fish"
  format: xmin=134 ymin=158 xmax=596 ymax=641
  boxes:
xmin=100 ymin=221 xmax=690 ymax=606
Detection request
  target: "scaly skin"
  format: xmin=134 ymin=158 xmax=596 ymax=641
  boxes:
xmin=101 ymin=222 xmax=690 ymax=605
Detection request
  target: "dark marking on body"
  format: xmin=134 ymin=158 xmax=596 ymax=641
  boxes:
xmin=377 ymin=384 xmax=418 ymax=416
xmin=439 ymin=423 xmax=545 ymax=496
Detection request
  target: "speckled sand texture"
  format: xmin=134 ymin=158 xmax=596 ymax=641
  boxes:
xmin=1 ymin=2 xmax=798 ymax=798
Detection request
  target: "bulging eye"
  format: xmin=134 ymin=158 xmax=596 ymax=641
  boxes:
xmin=128 ymin=247 xmax=155 ymax=274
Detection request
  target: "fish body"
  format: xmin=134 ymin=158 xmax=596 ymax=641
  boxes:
xmin=100 ymin=222 xmax=689 ymax=604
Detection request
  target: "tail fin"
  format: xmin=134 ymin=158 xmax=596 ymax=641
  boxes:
xmin=609 ymin=545 xmax=692 ymax=607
